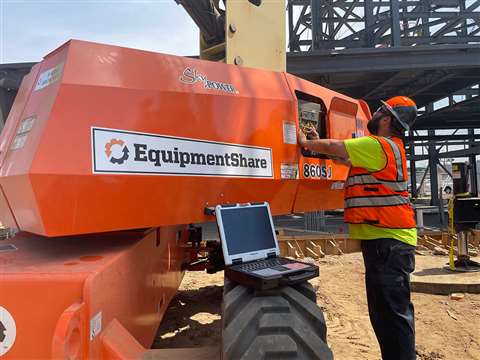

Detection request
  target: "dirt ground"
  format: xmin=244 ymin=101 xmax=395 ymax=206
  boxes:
xmin=154 ymin=253 xmax=480 ymax=360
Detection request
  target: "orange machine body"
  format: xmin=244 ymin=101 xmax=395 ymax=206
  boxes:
xmin=0 ymin=40 xmax=370 ymax=237
xmin=0 ymin=227 xmax=187 ymax=359
xmin=0 ymin=40 xmax=370 ymax=359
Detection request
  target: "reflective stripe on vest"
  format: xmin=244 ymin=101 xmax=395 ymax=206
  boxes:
xmin=382 ymin=137 xmax=403 ymax=181
xmin=346 ymin=174 xmax=408 ymax=192
xmin=344 ymin=136 xmax=416 ymax=229
xmin=345 ymin=195 xmax=410 ymax=209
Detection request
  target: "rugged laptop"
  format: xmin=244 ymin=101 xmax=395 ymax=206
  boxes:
xmin=215 ymin=202 xmax=319 ymax=290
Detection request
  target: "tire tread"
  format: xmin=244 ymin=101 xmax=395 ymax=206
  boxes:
xmin=222 ymin=277 xmax=333 ymax=360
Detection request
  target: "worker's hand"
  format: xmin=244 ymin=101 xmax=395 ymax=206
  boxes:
xmin=304 ymin=125 xmax=319 ymax=140
xmin=297 ymin=129 xmax=307 ymax=147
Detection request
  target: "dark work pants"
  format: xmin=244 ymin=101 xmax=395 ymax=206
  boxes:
xmin=361 ymin=238 xmax=416 ymax=360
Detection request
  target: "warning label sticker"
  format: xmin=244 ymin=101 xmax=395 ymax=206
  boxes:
xmin=283 ymin=122 xmax=297 ymax=145
xmin=34 ymin=63 xmax=63 ymax=91
xmin=90 ymin=311 xmax=102 ymax=341
xmin=280 ymin=164 xmax=299 ymax=179
xmin=92 ymin=127 xmax=274 ymax=178
xmin=331 ymin=181 xmax=345 ymax=190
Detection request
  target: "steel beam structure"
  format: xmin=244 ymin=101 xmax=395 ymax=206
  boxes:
xmin=288 ymin=44 xmax=480 ymax=112
xmin=287 ymin=0 xmax=480 ymax=204
xmin=469 ymin=129 xmax=478 ymax=195
xmin=287 ymin=1 xmax=480 ymax=123
xmin=406 ymin=126 xmax=479 ymax=201
xmin=408 ymin=130 xmax=418 ymax=197
xmin=412 ymin=148 xmax=480 ymax=161
xmin=414 ymin=84 xmax=480 ymax=129
xmin=406 ymin=134 xmax=480 ymax=141
xmin=288 ymin=0 xmax=480 ymax=52
xmin=0 ymin=63 xmax=35 ymax=129
xmin=428 ymin=131 xmax=440 ymax=205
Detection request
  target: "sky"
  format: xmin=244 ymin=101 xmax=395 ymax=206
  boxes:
xmin=0 ymin=0 xmax=199 ymax=64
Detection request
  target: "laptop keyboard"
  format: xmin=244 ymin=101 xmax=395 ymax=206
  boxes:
xmin=238 ymin=258 xmax=293 ymax=273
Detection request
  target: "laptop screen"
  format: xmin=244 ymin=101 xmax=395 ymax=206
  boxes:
xmin=219 ymin=205 xmax=277 ymax=256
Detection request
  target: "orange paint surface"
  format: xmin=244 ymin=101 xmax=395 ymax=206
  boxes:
xmin=0 ymin=227 xmax=186 ymax=359
xmin=0 ymin=40 xmax=372 ymax=358
xmin=0 ymin=40 xmax=369 ymax=236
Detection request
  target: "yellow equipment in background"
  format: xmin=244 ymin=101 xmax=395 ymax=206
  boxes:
xmin=179 ymin=0 xmax=286 ymax=71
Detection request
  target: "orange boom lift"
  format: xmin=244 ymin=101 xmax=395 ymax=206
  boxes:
xmin=0 ymin=39 xmax=370 ymax=359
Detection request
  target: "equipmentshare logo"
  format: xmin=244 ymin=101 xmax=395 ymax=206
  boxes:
xmin=105 ymin=139 xmax=129 ymax=164
xmin=92 ymin=127 xmax=273 ymax=178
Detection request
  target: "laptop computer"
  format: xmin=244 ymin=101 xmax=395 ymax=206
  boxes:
xmin=215 ymin=202 xmax=319 ymax=290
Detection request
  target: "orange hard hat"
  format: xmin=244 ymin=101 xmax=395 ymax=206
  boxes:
xmin=380 ymin=96 xmax=417 ymax=131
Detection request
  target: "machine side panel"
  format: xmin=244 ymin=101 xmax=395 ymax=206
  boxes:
xmin=0 ymin=275 xmax=84 ymax=359
xmin=0 ymin=64 xmax=43 ymax=233
xmin=0 ymin=45 xmax=66 ymax=176
xmin=284 ymin=74 xmax=370 ymax=212
xmin=0 ymin=229 xmax=186 ymax=358
xmin=26 ymin=40 xmax=298 ymax=236
xmin=0 ymin=43 xmax=68 ymax=234
xmin=1 ymin=40 xmax=372 ymax=236
xmin=0 ymin=185 xmax=18 ymax=231
xmin=85 ymin=227 xmax=186 ymax=357
xmin=0 ymin=64 xmax=40 ymax=169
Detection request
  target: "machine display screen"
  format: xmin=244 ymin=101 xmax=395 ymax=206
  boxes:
xmin=219 ymin=205 xmax=276 ymax=256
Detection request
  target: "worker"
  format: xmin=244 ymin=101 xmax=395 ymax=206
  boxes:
xmin=298 ymin=96 xmax=417 ymax=360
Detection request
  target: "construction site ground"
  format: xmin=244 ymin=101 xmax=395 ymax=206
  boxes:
xmin=154 ymin=252 xmax=480 ymax=360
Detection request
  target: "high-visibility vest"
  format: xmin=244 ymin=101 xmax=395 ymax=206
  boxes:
xmin=344 ymin=136 xmax=416 ymax=229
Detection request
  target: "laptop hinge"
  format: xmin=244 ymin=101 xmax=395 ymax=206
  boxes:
xmin=267 ymin=252 xmax=276 ymax=259
xmin=232 ymin=258 xmax=243 ymax=265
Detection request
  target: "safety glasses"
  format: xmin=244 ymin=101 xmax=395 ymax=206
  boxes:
xmin=372 ymin=105 xmax=390 ymax=120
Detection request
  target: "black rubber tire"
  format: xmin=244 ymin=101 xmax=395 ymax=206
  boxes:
xmin=222 ymin=277 xmax=333 ymax=360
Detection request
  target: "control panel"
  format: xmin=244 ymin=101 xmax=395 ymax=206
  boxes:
xmin=298 ymin=96 xmax=327 ymax=159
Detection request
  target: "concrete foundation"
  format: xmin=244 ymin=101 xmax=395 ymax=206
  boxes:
xmin=411 ymin=255 xmax=480 ymax=294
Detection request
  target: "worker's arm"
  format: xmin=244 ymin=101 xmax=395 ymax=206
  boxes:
xmin=298 ymin=129 xmax=349 ymax=160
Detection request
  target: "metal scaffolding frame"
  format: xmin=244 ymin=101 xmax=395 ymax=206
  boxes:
xmin=287 ymin=44 xmax=480 ymax=109
xmin=287 ymin=0 xmax=480 ymax=206
xmin=415 ymin=83 xmax=480 ymax=129
xmin=288 ymin=0 xmax=480 ymax=52
xmin=405 ymin=82 xmax=480 ymax=204
xmin=405 ymin=126 xmax=479 ymax=204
